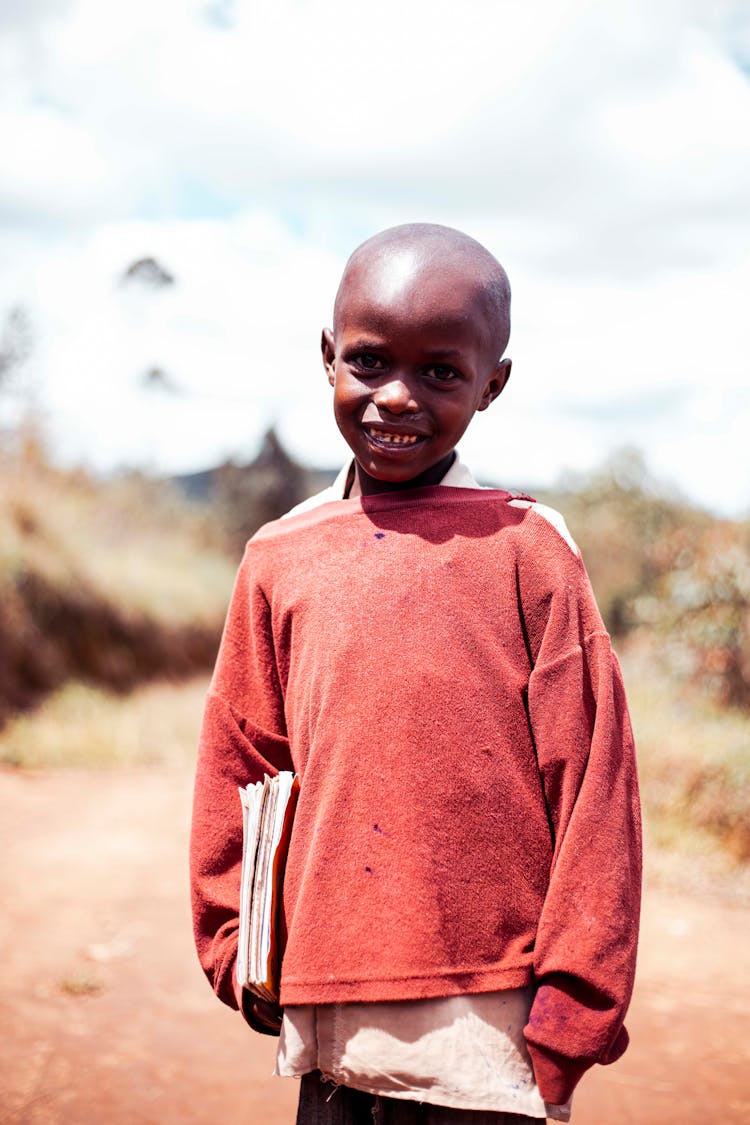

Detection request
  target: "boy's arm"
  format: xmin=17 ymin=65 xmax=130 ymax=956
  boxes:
xmin=522 ymin=548 xmax=642 ymax=1106
xmin=190 ymin=545 xmax=293 ymax=1034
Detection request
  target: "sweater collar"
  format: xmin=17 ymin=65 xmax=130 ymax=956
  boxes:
xmin=330 ymin=453 xmax=481 ymax=500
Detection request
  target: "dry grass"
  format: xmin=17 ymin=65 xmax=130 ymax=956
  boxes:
xmin=58 ymin=971 xmax=104 ymax=997
xmin=0 ymin=452 xmax=236 ymax=628
xmin=0 ymin=675 xmax=209 ymax=770
xmin=0 ymin=444 xmax=235 ymax=722
xmin=620 ymin=638 xmax=750 ymax=885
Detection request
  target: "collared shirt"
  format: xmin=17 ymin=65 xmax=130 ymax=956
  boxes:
xmin=276 ymin=453 xmax=572 ymax=1122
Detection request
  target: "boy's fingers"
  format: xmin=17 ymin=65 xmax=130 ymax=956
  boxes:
xmin=251 ymin=998 xmax=283 ymax=1030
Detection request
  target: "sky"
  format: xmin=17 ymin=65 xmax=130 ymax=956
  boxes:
xmin=0 ymin=0 xmax=748 ymax=512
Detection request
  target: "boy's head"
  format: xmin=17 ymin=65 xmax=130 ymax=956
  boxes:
xmin=322 ymin=223 xmax=511 ymax=497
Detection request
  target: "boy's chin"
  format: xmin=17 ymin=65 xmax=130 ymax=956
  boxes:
xmin=360 ymin=461 xmax=424 ymax=483
xmin=357 ymin=441 xmax=428 ymax=472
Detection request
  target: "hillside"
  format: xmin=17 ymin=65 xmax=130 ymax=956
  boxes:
xmin=0 ymin=438 xmax=237 ymax=728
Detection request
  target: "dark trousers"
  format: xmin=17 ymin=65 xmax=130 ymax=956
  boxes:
xmin=296 ymin=1071 xmax=543 ymax=1125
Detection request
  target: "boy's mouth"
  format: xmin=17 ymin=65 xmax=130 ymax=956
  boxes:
xmin=364 ymin=426 xmax=424 ymax=449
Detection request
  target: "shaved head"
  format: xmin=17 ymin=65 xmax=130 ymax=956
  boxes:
xmin=334 ymin=223 xmax=511 ymax=359
xmin=323 ymin=223 xmax=513 ymax=496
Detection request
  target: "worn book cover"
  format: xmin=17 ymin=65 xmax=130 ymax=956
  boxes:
xmin=237 ymin=771 xmax=299 ymax=1003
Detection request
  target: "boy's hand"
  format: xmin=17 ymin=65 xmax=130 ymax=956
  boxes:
xmin=244 ymin=992 xmax=283 ymax=1035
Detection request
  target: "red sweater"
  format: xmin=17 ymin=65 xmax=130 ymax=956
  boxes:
xmin=191 ymin=484 xmax=641 ymax=1104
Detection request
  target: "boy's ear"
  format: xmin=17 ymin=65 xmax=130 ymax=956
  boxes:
xmin=477 ymin=358 xmax=511 ymax=412
xmin=321 ymin=328 xmax=336 ymax=386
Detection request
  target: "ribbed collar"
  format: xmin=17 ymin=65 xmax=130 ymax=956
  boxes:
xmin=329 ymin=453 xmax=481 ymax=499
xmin=282 ymin=453 xmax=482 ymax=521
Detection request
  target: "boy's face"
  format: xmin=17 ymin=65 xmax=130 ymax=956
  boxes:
xmin=322 ymin=249 xmax=510 ymax=496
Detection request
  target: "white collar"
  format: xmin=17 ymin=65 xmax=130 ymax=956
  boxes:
xmin=282 ymin=452 xmax=482 ymax=520
xmin=329 ymin=452 xmax=481 ymax=499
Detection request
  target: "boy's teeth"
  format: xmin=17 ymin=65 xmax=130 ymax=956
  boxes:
xmin=368 ymin=428 xmax=419 ymax=445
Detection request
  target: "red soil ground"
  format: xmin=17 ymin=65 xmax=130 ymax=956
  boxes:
xmin=0 ymin=766 xmax=748 ymax=1124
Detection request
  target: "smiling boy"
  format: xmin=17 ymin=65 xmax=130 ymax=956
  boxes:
xmin=191 ymin=224 xmax=642 ymax=1124
xmin=324 ymin=227 xmax=511 ymax=496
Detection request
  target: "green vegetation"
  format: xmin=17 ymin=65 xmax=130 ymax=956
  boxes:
xmin=542 ymin=448 xmax=750 ymax=709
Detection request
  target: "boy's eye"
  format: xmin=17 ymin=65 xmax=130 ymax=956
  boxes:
xmin=427 ymin=365 xmax=458 ymax=382
xmin=353 ymin=353 xmax=385 ymax=371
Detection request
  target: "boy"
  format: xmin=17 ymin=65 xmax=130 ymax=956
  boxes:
xmin=191 ymin=224 xmax=641 ymax=1124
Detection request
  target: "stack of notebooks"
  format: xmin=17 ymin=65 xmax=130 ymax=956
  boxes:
xmin=236 ymin=771 xmax=299 ymax=1003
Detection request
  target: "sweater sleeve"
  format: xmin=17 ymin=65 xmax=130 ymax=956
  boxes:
xmin=522 ymin=548 xmax=642 ymax=1105
xmin=190 ymin=545 xmax=293 ymax=1030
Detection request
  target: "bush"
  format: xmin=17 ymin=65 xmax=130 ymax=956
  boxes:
xmin=543 ymin=450 xmax=750 ymax=709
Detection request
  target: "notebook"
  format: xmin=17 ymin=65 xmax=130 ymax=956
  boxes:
xmin=236 ymin=771 xmax=299 ymax=1003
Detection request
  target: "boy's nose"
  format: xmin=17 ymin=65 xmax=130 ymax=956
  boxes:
xmin=373 ymin=377 xmax=419 ymax=414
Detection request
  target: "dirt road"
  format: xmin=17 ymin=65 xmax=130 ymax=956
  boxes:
xmin=0 ymin=766 xmax=748 ymax=1124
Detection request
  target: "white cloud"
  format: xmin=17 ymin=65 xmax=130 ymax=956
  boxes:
xmin=0 ymin=105 xmax=112 ymax=223
xmin=0 ymin=0 xmax=748 ymax=512
xmin=3 ymin=0 xmax=748 ymax=265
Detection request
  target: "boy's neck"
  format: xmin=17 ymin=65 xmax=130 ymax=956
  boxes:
xmin=347 ymin=451 xmax=456 ymax=499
